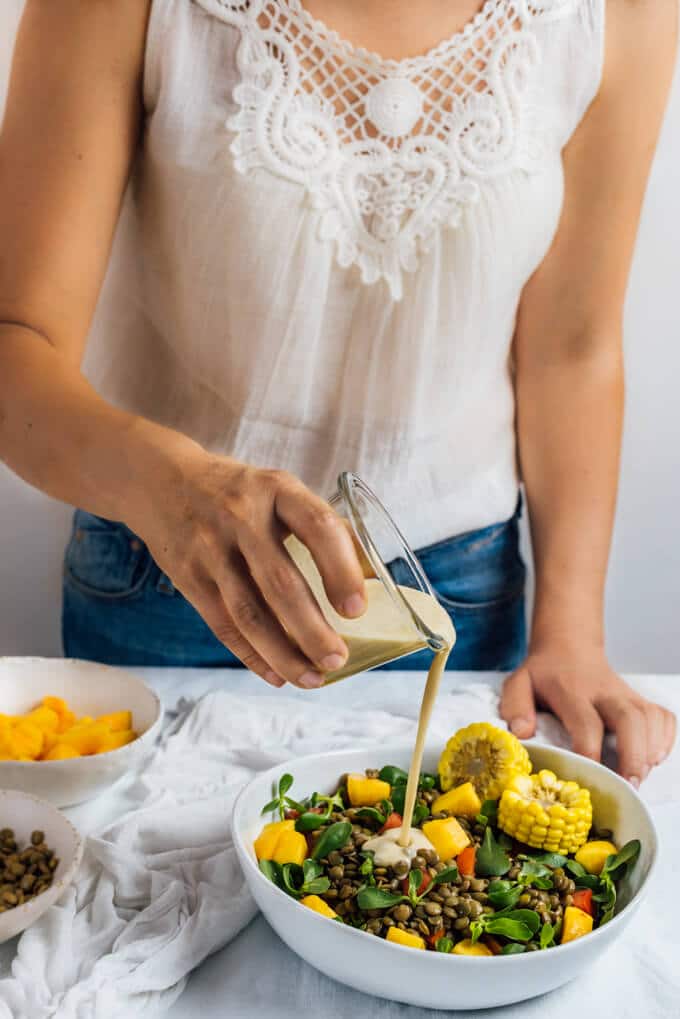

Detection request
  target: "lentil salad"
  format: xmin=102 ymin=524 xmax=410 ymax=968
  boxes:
xmin=254 ymin=725 xmax=641 ymax=955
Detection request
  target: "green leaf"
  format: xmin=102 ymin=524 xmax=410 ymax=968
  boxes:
xmin=302 ymin=859 xmax=323 ymax=884
xmin=258 ymin=859 xmax=281 ymax=886
xmin=378 ymin=765 xmax=408 ymax=786
xmin=574 ymin=873 xmax=600 ymax=890
xmin=419 ymin=773 xmax=437 ymax=791
xmin=501 ymin=943 xmax=527 ymax=955
xmin=530 ymin=852 xmax=567 ymax=869
xmin=412 ymin=803 xmax=430 ymax=827
xmin=390 ymin=784 xmax=406 ymax=815
xmin=565 ymin=859 xmax=587 ymax=878
xmin=295 ymin=812 xmax=328 ymax=832
xmin=539 ymin=922 xmax=556 ymax=950
xmin=436 ymin=937 xmax=454 ymax=954
xmin=303 ymin=877 xmax=331 ymax=895
xmin=408 ymin=869 xmax=423 ymax=901
xmin=601 ymin=840 xmax=641 ymax=881
xmin=501 ymin=909 xmax=541 ymax=935
xmin=359 ymin=854 xmax=374 ymax=878
xmin=483 ymin=918 xmax=533 ymax=942
xmin=469 ymin=919 xmax=484 ymax=944
xmin=355 ymin=807 xmax=387 ymax=825
xmin=434 ymin=865 xmax=459 ymax=886
xmin=356 ymin=886 xmax=406 ymax=910
xmin=278 ymin=774 xmax=294 ymax=796
xmin=476 ymin=799 xmax=499 ymax=826
xmin=260 ymin=797 xmax=281 ymax=816
xmin=280 ymin=863 xmax=304 ymax=897
xmin=476 ymin=826 xmax=511 ymax=877
xmin=487 ymin=880 xmax=522 ymax=909
xmin=518 ymin=859 xmax=553 ymax=889
xmin=311 ymin=821 xmax=352 ymax=861
xmin=597 ymin=873 xmax=617 ymax=925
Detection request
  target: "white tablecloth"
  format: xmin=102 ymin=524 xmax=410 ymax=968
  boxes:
xmin=55 ymin=667 xmax=678 ymax=1019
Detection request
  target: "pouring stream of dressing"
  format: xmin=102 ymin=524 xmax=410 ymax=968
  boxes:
xmin=285 ymin=533 xmax=456 ymax=853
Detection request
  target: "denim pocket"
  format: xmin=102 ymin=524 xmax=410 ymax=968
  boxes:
xmin=416 ymin=515 xmax=526 ymax=611
xmin=64 ymin=512 xmax=151 ymax=600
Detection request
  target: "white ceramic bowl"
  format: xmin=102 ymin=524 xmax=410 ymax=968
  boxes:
xmin=0 ymin=657 xmax=162 ymax=807
xmin=233 ymin=742 xmax=657 ymax=1011
xmin=0 ymin=789 xmax=84 ymax=943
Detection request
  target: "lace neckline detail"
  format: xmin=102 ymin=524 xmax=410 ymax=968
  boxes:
xmin=198 ymin=0 xmax=582 ymax=298
xmin=284 ymin=0 xmax=503 ymax=72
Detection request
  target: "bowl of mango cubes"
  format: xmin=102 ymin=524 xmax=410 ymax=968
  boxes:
xmin=0 ymin=657 xmax=162 ymax=806
xmin=233 ymin=725 xmax=657 ymax=1010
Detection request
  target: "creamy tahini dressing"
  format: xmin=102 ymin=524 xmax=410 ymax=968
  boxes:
xmin=362 ymin=828 xmax=436 ymax=868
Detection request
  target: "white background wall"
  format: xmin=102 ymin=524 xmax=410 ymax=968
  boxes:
xmin=1 ymin=6 xmax=679 ymax=670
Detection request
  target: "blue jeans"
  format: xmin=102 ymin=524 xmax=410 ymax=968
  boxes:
xmin=62 ymin=501 xmax=527 ymax=670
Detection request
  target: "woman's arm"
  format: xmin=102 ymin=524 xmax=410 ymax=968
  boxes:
xmin=500 ymin=0 xmax=678 ymax=780
xmin=0 ymin=1 xmax=365 ymax=687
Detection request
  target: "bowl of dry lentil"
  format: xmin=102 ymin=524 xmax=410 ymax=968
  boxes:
xmin=0 ymin=789 xmax=83 ymax=943
xmin=233 ymin=740 xmax=657 ymax=1010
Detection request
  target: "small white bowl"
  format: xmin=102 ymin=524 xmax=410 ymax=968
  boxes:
xmin=233 ymin=742 xmax=657 ymax=1011
xmin=0 ymin=789 xmax=84 ymax=943
xmin=0 ymin=657 xmax=162 ymax=807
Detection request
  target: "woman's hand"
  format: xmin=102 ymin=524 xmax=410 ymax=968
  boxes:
xmin=500 ymin=644 xmax=676 ymax=786
xmin=137 ymin=447 xmax=366 ymax=689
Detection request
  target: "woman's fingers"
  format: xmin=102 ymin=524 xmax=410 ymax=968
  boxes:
xmin=275 ymin=479 xmax=367 ymax=618
xmin=499 ymin=667 xmax=536 ymax=738
xmin=646 ymin=703 xmax=669 ymax=769
xmin=546 ymin=684 xmax=605 ymax=762
xmin=664 ymin=708 xmax=677 ymax=762
xmin=597 ymin=697 xmax=647 ymax=785
xmin=182 ymin=577 xmax=286 ymax=688
xmin=211 ymin=553 xmax=329 ymax=689
xmin=238 ymin=527 xmax=349 ymax=673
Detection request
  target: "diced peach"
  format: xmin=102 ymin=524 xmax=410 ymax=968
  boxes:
xmin=271 ymin=830 xmax=307 ymax=866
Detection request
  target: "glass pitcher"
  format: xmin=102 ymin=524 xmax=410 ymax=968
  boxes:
xmin=285 ymin=472 xmax=453 ymax=683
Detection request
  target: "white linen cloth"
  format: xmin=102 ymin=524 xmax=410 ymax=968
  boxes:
xmin=0 ymin=669 xmax=677 ymax=1019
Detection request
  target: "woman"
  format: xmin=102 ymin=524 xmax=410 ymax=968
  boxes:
xmin=0 ymin=0 xmax=676 ymax=783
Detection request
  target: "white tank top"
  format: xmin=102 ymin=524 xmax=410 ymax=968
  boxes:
xmin=84 ymin=0 xmax=605 ymax=548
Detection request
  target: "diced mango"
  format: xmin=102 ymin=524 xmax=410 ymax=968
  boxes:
xmin=44 ymin=743 xmax=81 ymax=760
xmin=346 ymin=774 xmax=391 ymax=807
xmin=561 ymin=906 xmax=594 ymax=944
xmin=422 ymin=817 xmax=470 ymax=861
xmin=23 ymin=706 xmax=60 ymax=734
xmin=97 ymin=729 xmax=138 ymax=753
xmin=386 ymin=927 xmax=426 ymax=950
xmin=432 ymin=782 xmax=482 ymax=819
xmin=96 ymin=710 xmax=133 ymax=732
xmin=12 ymin=721 xmax=44 ymax=759
xmin=271 ymin=830 xmax=307 ymax=866
xmin=452 ymin=939 xmax=493 ymax=956
xmin=300 ymin=895 xmax=337 ymax=919
xmin=253 ymin=820 xmax=296 ymax=861
xmin=58 ymin=721 xmax=111 ymax=755
xmin=574 ymin=840 xmax=618 ymax=876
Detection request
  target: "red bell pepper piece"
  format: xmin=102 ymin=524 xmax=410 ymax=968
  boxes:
xmin=572 ymin=888 xmax=594 ymax=916
xmin=457 ymin=845 xmax=476 ymax=877
xmin=379 ymin=812 xmax=403 ymax=833
xmin=428 ymin=927 xmax=446 ymax=948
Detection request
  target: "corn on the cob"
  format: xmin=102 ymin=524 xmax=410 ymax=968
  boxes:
xmin=438 ymin=723 xmax=531 ymax=799
xmin=498 ymin=769 xmax=592 ymax=854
